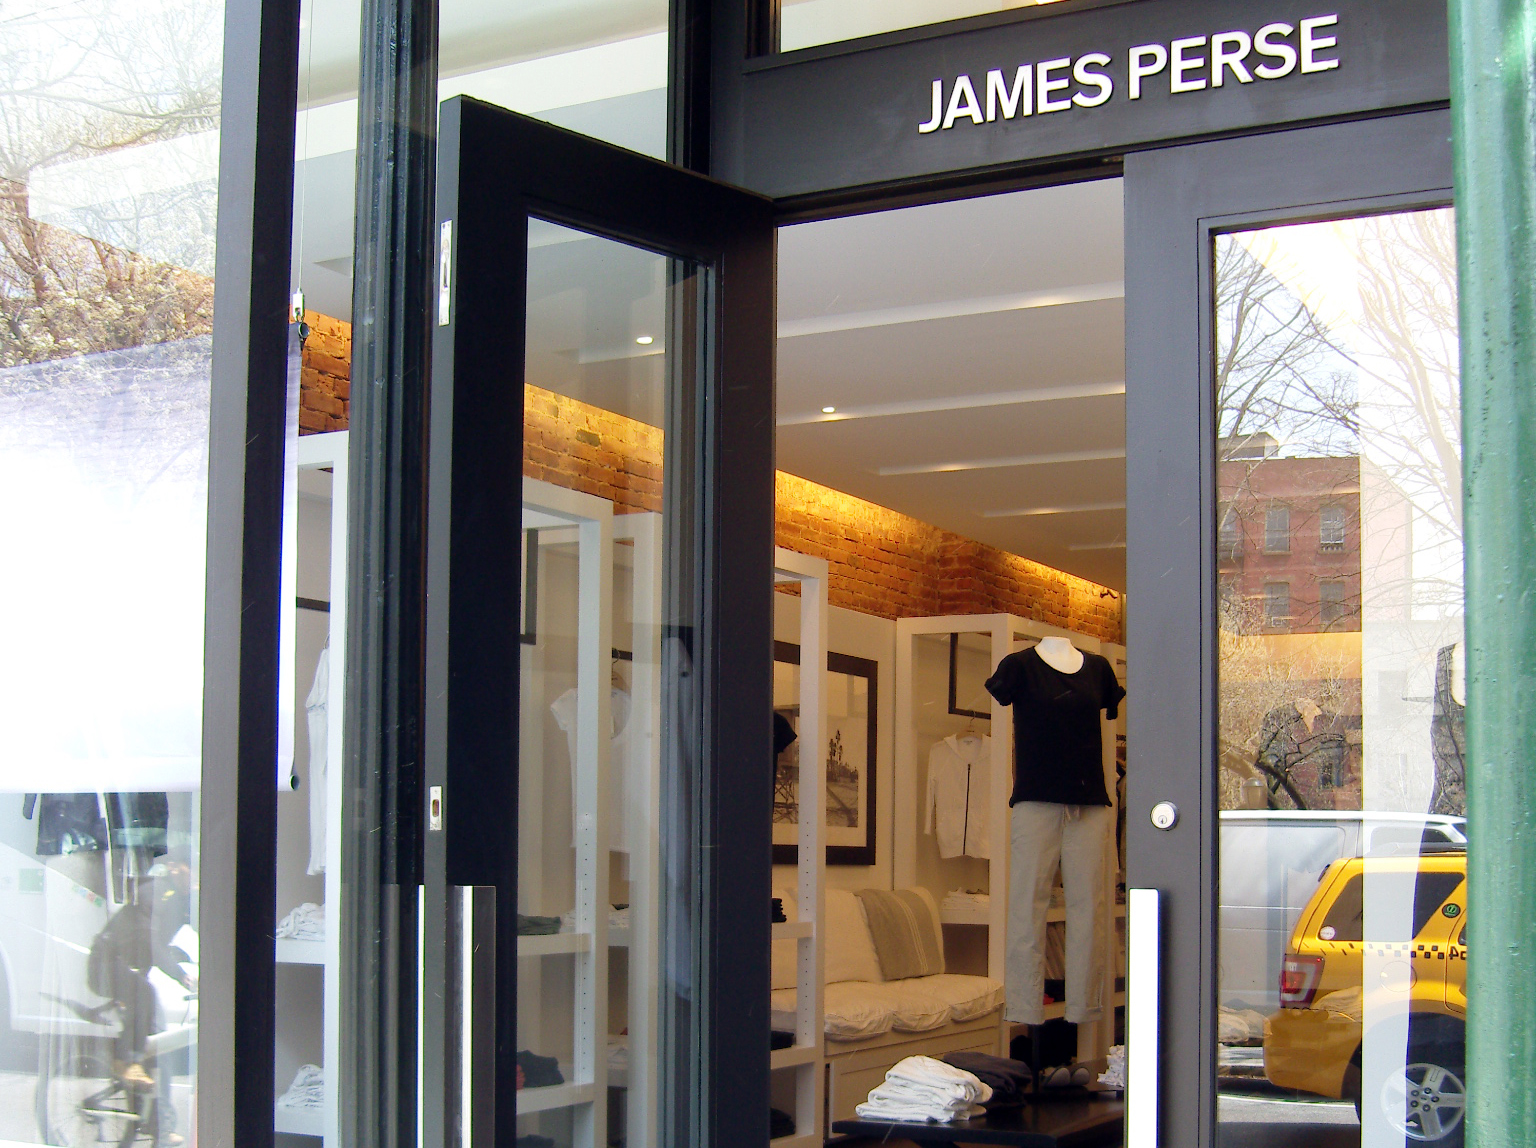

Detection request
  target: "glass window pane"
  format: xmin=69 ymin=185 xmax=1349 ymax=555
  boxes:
xmin=1264 ymin=507 xmax=1292 ymax=553
xmin=781 ymin=0 xmax=1063 ymax=53
xmin=1215 ymin=207 xmax=1466 ymax=1146
xmin=517 ymin=220 xmax=699 ymax=1147
xmin=0 ymin=2 xmax=224 ymax=1142
xmin=440 ymin=1 xmax=668 ymax=158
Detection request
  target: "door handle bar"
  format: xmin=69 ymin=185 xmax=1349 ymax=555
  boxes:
xmin=1125 ymin=887 xmax=1160 ymax=1148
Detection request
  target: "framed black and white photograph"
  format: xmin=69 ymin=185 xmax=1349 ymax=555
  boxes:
xmin=772 ymin=640 xmax=877 ymax=866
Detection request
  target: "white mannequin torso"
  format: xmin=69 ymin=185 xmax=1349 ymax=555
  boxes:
xmin=1035 ymin=636 xmax=1085 ymax=674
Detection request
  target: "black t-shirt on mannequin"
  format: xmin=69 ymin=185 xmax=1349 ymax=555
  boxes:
xmin=985 ymin=646 xmax=1125 ymax=807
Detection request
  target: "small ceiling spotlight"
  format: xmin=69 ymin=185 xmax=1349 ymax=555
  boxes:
xmin=635 ymin=335 xmax=654 ymax=345
xmin=822 ymin=406 xmax=837 ymax=414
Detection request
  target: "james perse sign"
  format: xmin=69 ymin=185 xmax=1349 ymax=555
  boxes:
xmin=737 ymin=0 xmax=1446 ymax=199
xmin=917 ymin=16 xmax=1340 ymax=133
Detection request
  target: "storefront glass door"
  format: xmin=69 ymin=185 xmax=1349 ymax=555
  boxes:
xmin=1125 ymin=109 xmax=1457 ymax=1148
xmin=422 ymin=100 xmax=774 ymax=1148
xmin=1212 ymin=205 xmax=1464 ymax=1148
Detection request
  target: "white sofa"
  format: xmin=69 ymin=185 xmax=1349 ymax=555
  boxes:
xmin=772 ymin=886 xmax=1005 ymax=1125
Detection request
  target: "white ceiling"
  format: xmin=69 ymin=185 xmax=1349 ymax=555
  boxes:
xmin=777 ymin=180 xmax=1128 ymax=589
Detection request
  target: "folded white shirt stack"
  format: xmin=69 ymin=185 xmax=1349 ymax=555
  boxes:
xmin=559 ymin=905 xmax=631 ymax=933
xmin=276 ymin=902 xmax=325 ymax=940
xmin=941 ymin=889 xmax=990 ymax=912
xmin=1098 ymin=1045 xmax=1126 ymax=1090
xmin=854 ymin=1055 xmax=992 ymax=1123
xmin=278 ymin=1063 xmax=325 ymax=1110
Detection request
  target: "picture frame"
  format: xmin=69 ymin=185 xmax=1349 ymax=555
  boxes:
xmin=772 ymin=639 xmax=878 ymax=866
xmin=947 ymin=631 xmax=993 ymax=720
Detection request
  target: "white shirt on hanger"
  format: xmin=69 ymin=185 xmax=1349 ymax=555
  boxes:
xmin=304 ymin=646 xmax=329 ymax=876
xmin=925 ymin=733 xmax=991 ymax=860
xmin=550 ymin=686 xmax=632 ymax=854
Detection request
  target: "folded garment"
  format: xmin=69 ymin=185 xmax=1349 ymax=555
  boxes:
xmin=854 ymin=1055 xmax=992 ymax=1123
xmin=885 ymin=1056 xmax=993 ymax=1105
xmin=517 ymin=914 xmax=562 ymax=936
xmin=941 ymin=889 xmax=989 ymax=906
xmin=516 ymin=1049 xmax=564 ymax=1089
xmin=558 ymin=906 xmax=630 ymax=933
xmin=769 ymin=1108 xmax=796 ymax=1139
xmin=1099 ymin=1045 xmax=1126 ymax=1090
xmin=276 ymin=903 xmax=325 ymax=941
xmin=607 ymin=1035 xmax=629 ymax=1074
xmin=865 ymin=1081 xmax=975 ymax=1117
xmin=771 ymin=1029 xmax=795 ymax=1051
xmin=278 ymin=1063 xmax=324 ymax=1110
xmin=772 ymin=897 xmax=786 ymax=923
xmin=942 ymin=1052 xmax=1032 ymax=1108
xmin=855 ymin=1097 xmax=986 ymax=1123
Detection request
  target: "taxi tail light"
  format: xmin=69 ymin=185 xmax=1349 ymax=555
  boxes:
xmin=1279 ymin=954 xmax=1324 ymax=1007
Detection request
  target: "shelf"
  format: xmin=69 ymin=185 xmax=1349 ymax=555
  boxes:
xmin=274 ymin=1104 xmax=323 ymax=1137
xmin=276 ymin=939 xmax=326 ymax=965
xmin=516 ymin=1080 xmax=596 ymax=1115
xmin=769 ymin=1133 xmax=820 ymax=1148
xmin=771 ymin=920 xmax=814 ymax=940
xmin=517 ymin=932 xmax=592 ymax=957
xmin=770 ymin=1043 xmax=821 ymax=1070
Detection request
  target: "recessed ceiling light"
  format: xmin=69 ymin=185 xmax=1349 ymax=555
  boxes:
xmin=822 ymin=406 xmax=837 ymax=414
xmin=635 ymin=335 xmax=654 ymax=345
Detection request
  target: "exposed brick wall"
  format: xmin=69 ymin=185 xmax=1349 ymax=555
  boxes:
xmin=297 ymin=310 xmax=351 ymax=434
xmin=524 ymin=384 xmax=663 ymax=512
xmin=775 ymin=473 xmax=1122 ymax=641
xmin=296 ymin=321 xmax=1122 ymax=640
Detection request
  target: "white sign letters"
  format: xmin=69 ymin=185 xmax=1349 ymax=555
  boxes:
xmin=918 ymin=14 xmax=1340 ymax=133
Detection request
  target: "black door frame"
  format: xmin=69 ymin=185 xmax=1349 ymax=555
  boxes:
xmin=424 ymin=98 xmax=775 ymax=1148
xmin=1123 ymin=108 xmax=1454 ymax=1147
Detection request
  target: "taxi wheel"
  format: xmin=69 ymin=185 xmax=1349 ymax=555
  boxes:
xmin=1374 ymin=1043 xmax=1466 ymax=1145
xmin=1342 ymin=1061 xmax=1362 ymax=1120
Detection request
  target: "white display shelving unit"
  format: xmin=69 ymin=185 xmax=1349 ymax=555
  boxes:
xmin=516 ymin=478 xmax=613 ymax=1147
xmin=274 ymin=430 xmax=348 ymax=1145
xmin=614 ymin=510 xmax=660 ymax=1148
xmin=893 ymin=614 xmax=1124 ymax=1066
xmin=770 ymin=547 xmax=828 ymax=1148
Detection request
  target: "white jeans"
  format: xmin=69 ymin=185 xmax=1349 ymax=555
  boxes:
xmin=1006 ymin=801 xmax=1113 ymax=1025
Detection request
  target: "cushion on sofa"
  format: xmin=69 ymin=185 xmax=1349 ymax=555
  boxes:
xmin=857 ymin=980 xmax=953 ymax=1033
xmin=903 ymin=973 xmax=1005 ymax=1023
xmin=772 ymin=982 xmax=897 ymax=1041
xmin=856 ymin=888 xmax=945 ymax=979
xmin=824 ymin=888 xmax=885 ymax=984
xmin=773 ymin=973 xmax=1005 ymax=1041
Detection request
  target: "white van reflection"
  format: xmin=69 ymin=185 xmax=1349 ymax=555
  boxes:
xmin=1216 ymin=810 xmax=1465 ymax=1080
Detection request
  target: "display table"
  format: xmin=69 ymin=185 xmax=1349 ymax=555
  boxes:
xmin=831 ymin=1094 xmax=1123 ymax=1146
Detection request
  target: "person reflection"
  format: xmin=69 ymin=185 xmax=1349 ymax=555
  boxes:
xmin=87 ymin=859 xmax=194 ymax=1088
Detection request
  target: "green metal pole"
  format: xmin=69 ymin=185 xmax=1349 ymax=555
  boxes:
xmin=1451 ymin=2 xmax=1536 ymax=1146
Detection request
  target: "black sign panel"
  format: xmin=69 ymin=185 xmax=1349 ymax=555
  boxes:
xmin=739 ymin=0 xmax=1448 ymax=198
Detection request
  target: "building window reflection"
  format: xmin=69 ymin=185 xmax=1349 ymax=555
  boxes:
xmin=1264 ymin=506 xmax=1292 ymax=553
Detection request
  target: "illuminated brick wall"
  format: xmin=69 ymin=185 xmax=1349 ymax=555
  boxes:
xmin=296 ymin=316 xmax=1122 ymax=640
xmin=297 ymin=310 xmax=351 ymax=434
xmin=775 ymin=473 xmax=1122 ymax=640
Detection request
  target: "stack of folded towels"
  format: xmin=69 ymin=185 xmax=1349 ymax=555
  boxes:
xmin=854 ymin=1055 xmax=992 ymax=1123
